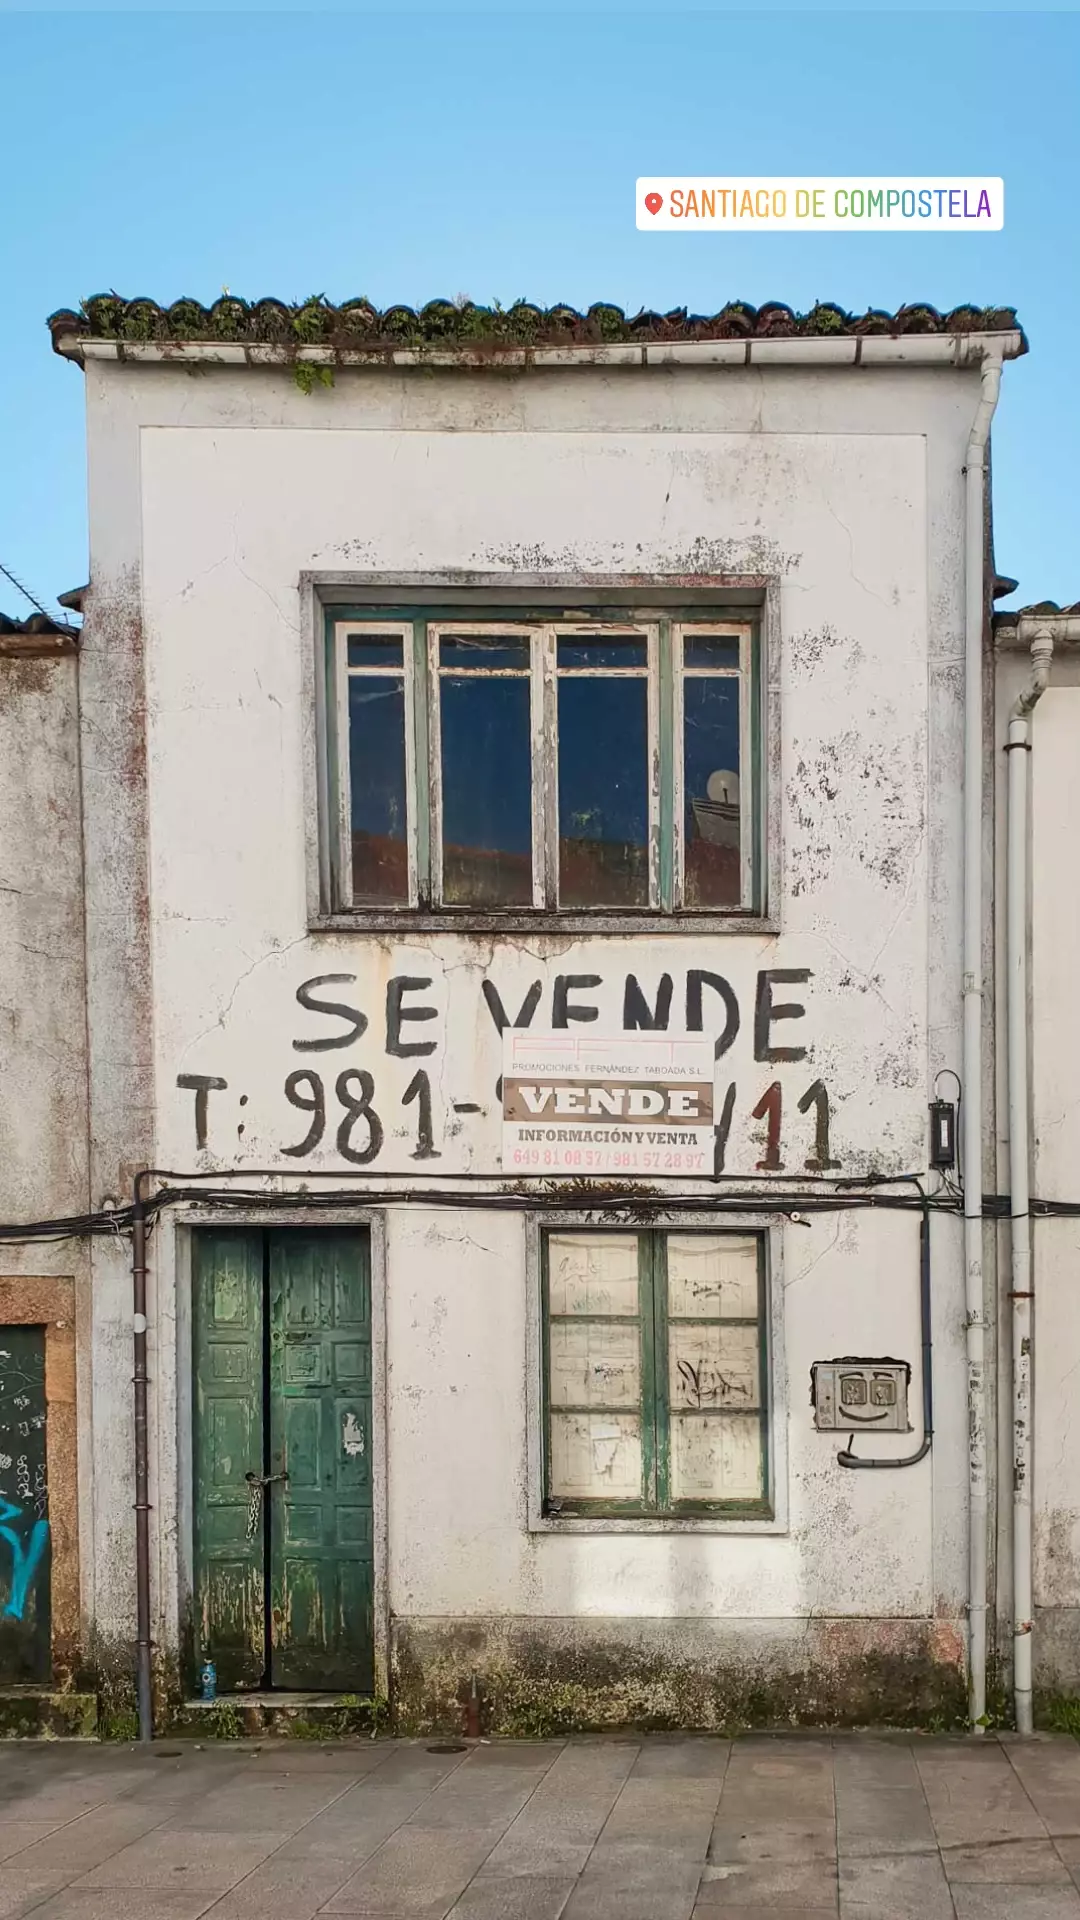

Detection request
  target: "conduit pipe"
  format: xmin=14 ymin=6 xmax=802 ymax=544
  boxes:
xmin=962 ymin=352 xmax=1002 ymax=1732
xmin=1005 ymin=618 xmax=1070 ymax=1733
xmin=132 ymin=1173 xmax=153 ymax=1743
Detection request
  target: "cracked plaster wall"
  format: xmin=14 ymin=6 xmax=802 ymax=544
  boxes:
xmin=77 ymin=360 xmax=980 ymax=1669
xmin=0 ymin=648 xmax=90 ymax=1676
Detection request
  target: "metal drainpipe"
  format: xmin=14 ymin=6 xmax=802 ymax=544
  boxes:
xmin=962 ymin=351 xmax=1003 ymax=1732
xmin=1006 ymin=622 xmax=1054 ymax=1735
xmin=132 ymin=1171 xmax=153 ymax=1742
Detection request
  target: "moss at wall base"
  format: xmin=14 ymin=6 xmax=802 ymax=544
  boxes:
xmin=0 ymin=1689 xmax=97 ymax=1739
xmin=391 ymin=1617 xmax=970 ymax=1738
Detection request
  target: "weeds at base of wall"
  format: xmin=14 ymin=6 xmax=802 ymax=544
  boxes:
xmin=162 ymin=1693 xmax=391 ymax=1741
xmin=1037 ymin=1692 xmax=1080 ymax=1740
xmin=283 ymin=1695 xmax=390 ymax=1741
xmin=977 ymin=1667 xmax=1013 ymax=1734
xmin=97 ymin=1673 xmax=139 ymax=1743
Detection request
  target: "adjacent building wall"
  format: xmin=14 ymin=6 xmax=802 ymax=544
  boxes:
xmin=0 ymin=632 xmax=88 ymax=1684
xmin=995 ymin=651 xmax=1080 ymax=1695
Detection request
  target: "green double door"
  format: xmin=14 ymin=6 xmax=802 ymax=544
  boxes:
xmin=193 ymin=1228 xmax=374 ymax=1693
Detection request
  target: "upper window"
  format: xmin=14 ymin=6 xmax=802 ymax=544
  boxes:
xmin=324 ymin=609 xmax=763 ymax=919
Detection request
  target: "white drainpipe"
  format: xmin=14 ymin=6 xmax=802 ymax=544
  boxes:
xmin=1006 ymin=616 xmax=1072 ymax=1733
xmin=962 ymin=352 xmax=1002 ymax=1731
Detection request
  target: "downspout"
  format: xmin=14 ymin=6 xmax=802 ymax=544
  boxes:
xmin=1006 ymin=622 xmax=1054 ymax=1735
xmin=132 ymin=1170 xmax=153 ymax=1742
xmin=962 ymin=350 xmax=1002 ymax=1731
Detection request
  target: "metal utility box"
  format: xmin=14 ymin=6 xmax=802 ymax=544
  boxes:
xmin=811 ymin=1359 xmax=911 ymax=1432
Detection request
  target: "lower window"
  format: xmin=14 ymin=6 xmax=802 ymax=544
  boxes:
xmin=541 ymin=1229 xmax=769 ymax=1517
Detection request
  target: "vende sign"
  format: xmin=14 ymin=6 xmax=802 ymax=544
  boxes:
xmin=502 ymin=1033 xmax=715 ymax=1176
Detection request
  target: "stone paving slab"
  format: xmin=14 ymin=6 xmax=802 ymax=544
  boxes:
xmin=0 ymin=1733 xmax=1077 ymax=1916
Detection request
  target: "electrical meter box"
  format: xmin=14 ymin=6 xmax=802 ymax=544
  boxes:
xmin=811 ymin=1359 xmax=911 ymax=1432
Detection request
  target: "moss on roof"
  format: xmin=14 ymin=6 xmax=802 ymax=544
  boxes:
xmin=48 ymin=294 xmax=1027 ymax=354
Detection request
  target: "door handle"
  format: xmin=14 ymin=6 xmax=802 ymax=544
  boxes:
xmin=244 ymin=1470 xmax=288 ymax=1541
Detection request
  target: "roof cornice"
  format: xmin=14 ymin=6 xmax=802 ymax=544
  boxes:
xmin=48 ymin=295 xmax=1029 ymax=370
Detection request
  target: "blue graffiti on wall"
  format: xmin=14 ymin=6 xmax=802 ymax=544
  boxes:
xmin=0 ymin=1496 xmax=49 ymax=1622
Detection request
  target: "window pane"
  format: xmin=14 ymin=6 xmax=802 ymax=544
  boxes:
xmin=667 ymin=1236 xmax=759 ymax=1319
xmin=547 ymin=1235 xmax=639 ymax=1316
xmin=549 ymin=1413 xmax=642 ymax=1500
xmin=348 ymin=675 xmax=408 ymax=903
xmin=440 ymin=676 xmax=532 ymax=905
xmin=439 ymin=634 xmax=529 ymax=671
xmin=558 ymin=634 xmax=647 ymax=670
xmin=684 ymin=676 xmax=741 ymax=908
xmin=669 ymin=1324 xmax=760 ymax=1412
xmin=548 ymin=1322 xmax=640 ymax=1409
xmin=347 ymin=634 xmax=403 ymax=668
xmin=671 ymin=1414 xmax=762 ymax=1502
xmin=683 ymin=633 xmax=740 ymax=670
xmin=558 ymin=677 xmax=649 ymax=907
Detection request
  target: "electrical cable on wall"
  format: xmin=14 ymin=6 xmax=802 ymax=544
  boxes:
xmin=4 ymin=1177 xmax=1080 ymax=1246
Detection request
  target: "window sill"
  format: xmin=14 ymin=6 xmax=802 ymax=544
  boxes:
xmin=529 ymin=1511 xmax=785 ymax=1537
xmin=312 ymin=909 xmax=779 ymax=937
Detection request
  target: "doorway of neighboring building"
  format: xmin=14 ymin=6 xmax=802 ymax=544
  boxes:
xmin=0 ymin=1326 xmax=50 ymax=1683
xmin=192 ymin=1227 xmax=374 ymax=1693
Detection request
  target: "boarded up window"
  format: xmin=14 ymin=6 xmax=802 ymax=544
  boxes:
xmin=545 ymin=1235 xmax=643 ymax=1504
xmin=541 ymin=1230 xmax=768 ymax=1517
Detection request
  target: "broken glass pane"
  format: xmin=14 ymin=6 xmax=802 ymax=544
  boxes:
xmin=669 ymin=1323 xmax=759 ymax=1411
xmin=671 ymin=1413 xmax=762 ymax=1501
xmin=348 ymin=675 xmax=409 ymax=903
xmin=548 ymin=1321 xmax=641 ymax=1409
xmin=683 ymin=676 xmax=741 ymax=909
xmin=666 ymin=1236 xmax=759 ymax=1319
xmin=549 ymin=1412 xmax=642 ymax=1500
xmin=547 ymin=1235 xmax=640 ymax=1317
xmin=440 ymin=675 xmax=532 ymax=905
xmin=558 ymin=676 xmax=649 ymax=907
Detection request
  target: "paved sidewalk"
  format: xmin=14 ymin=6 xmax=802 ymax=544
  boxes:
xmin=0 ymin=1732 xmax=1078 ymax=1919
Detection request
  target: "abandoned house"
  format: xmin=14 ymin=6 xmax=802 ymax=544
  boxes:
xmin=1 ymin=292 xmax=1078 ymax=1739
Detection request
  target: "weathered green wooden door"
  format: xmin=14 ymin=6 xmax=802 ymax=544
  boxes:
xmin=193 ymin=1228 xmax=373 ymax=1693
xmin=269 ymin=1232 xmax=374 ymax=1689
xmin=192 ymin=1232 xmax=265 ymax=1691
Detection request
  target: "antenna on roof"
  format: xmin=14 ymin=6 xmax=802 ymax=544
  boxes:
xmin=0 ymin=559 xmax=60 ymax=624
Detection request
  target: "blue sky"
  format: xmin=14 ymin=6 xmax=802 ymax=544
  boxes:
xmin=1 ymin=8 xmax=1077 ymax=617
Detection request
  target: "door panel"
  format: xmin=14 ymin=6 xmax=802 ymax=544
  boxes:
xmin=268 ymin=1231 xmax=374 ymax=1690
xmin=192 ymin=1232 xmax=265 ymax=1690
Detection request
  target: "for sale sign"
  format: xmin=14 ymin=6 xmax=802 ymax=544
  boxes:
xmin=501 ymin=1032 xmax=715 ymax=1177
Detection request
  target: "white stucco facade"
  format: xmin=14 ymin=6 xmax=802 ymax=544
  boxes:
xmin=25 ymin=312 xmax=1079 ymax=1727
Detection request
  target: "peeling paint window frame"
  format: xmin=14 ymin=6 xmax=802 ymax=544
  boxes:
xmin=539 ymin=1227 xmax=771 ymax=1520
xmin=324 ymin=609 xmax=761 ymax=921
xmin=332 ymin=621 xmax=419 ymax=910
xmin=672 ymin=625 xmax=753 ymax=912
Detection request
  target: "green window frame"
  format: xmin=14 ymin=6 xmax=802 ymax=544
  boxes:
xmin=540 ymin=1228 xmax=770 ymax=1518
xmin=324 ymin=606 xmax=764 ymax=920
